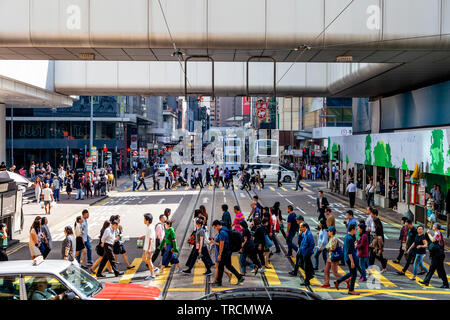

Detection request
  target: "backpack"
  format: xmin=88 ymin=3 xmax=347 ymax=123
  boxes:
xmin=331 ymin=244 xmax=344 ymax=262
xmin=228 ymin=230 xmax=243 ymax=253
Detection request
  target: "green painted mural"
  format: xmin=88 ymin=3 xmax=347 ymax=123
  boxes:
xmin=331 ymin=143 xmax=339 ymax=161
xmin=430 ymin=129 xmax=444 ymax=174
xmin=364 ymin=134 xmax=372 ymax=165
xmin=401 ymin=158 xmax=409 ymax=171
xmin=346 ymin=155 xmax=349 ymax=163
xmin=373 ymin=141 xmax=393 ymax=168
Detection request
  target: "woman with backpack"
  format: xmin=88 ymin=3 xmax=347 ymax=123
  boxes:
xmin=420 ymin=223 xmax=449 ymax=288
xmin=158 ymin=220 xmax=180 ymax=274
xmin=239 ymin=220 xmax=261 ymax=276
xmin=321 ymin=226 xmax=344 ymax=288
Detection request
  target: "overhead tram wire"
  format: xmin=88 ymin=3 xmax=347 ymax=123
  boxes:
xmin=272 ymin=0 xmax=355 ymax=90
xmin=156 ymin=0 xmax=193 ymax=90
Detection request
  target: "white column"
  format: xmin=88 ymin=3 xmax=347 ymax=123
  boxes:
xmin=385 ymin=166 xmax=389 ymax=198
xmin=0 ymin=104 xmax=5 ymax=164
xmin=399 ymin=169 xmax=404 ymax=202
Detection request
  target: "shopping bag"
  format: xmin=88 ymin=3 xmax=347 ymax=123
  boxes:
xmin=40 ymin=201 xmax=44 ymax=209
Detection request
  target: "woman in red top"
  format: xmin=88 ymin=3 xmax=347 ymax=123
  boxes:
xmin=356 ymin=223 xmax=369 ymax=282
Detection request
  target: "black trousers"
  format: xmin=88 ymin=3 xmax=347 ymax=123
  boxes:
xmin=97 ymin=243 xmax=120 ymax=276
xmin=318 ymin=210 xmax=326 ymax=222
xmin=396 ymin=243 xmax=405 ymax=262
xmin=303 ymin=253 xmax=314 ymax=282
xmin=165 ymin=177 xmax=171 ymax=189
xmin=195 ymin=178 xmax=203 ymax=188
xmin=153 ymin=179 xmax=160 ymax=190
xmin=0 ymin=248 xmax=8 ymax=261
xmin=348 ymin=192 xmax=356 ymax=208
xmin=152 ymin=239 xmax=164 ymax=263
xmin=137 ymin=179 xmax=147 ymax=190
xmin=256 ymin=246 xmax=266 ymax=267
xmin=185 ymin=246 xmax=213 ymax=271
xmin=293 ymin=251 xmax=304 ymax=276
xmin=401 ymin=251 xmax=416 ymax=273
xmin=423 ymin=253 xmax=449 ymax=286
xmin=277 ymin=178 xmax=282 ymax=187
xmin=244 ymin=248 xmax=262 ymax=269
xmin=217 ymin=252 xmax=242 ymax=284
xmin=219 ymin=177 xmax=225 ymax=186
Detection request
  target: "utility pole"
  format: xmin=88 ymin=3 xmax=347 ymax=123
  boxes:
xmin=90 ymin=96 xmax=94 ymax=151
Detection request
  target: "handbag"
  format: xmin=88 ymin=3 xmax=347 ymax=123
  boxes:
xmin=95 ymin=243 xmax=104 ymax=256
xmin=187 ymin=230 xmax=196 ymax=245
xmin=331 ymin=245 xmax=344 ymax=262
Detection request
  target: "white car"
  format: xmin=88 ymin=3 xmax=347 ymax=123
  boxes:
xmin=156 ymin=164 xmax=169 ymax=176
xmin=0 ymin=260 xmax=160 ymax=300
xmin=245 ymin=163 xmax=295 ymax=183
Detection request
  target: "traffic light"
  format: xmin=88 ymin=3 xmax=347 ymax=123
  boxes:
xmin=103 ymin=147 xmax=108 ymax=152
xmin=311 ymin=151 xmax=315 ymax=156
xmin=333 ymin=146 xmax=340 ymax=161
xmin=127 ymin=148 xmax=131 ymax=152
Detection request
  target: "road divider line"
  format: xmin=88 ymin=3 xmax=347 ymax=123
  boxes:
xmin=285 ymin=199 xmax=293 ymax=205
xmin=296 ymin=207 xmax=306 ymax=214
xmin=192 ymin=260 xmax=205 ymax=285
xmin=422 ymin=262 xmax=450 ymax=281
xmin=289 ymin=257 xmax=321 ymax=286
xmin=119 ymin=258 xmax=142 ymax=283
xmin=265 ymin=262 xmax=281 ymax=286
xmin=387 ymin=260 xmax=433 ymax=288
xmin=336 ymin=266 xmax=359 ymax=287
xmin=269 ymin=186 xmax=275 ymax=191
xmin=280 ymin=187 xmax=288 ymax=192
xmin=382 ymin=291 xmax=434 ymax=300
xmin=335 ymin=292 xmax=379 ymax=300
xmin=368 ymin=267 xmax=397 ymax=287
xmin=230 ymin=256 xmax=240 ymax=285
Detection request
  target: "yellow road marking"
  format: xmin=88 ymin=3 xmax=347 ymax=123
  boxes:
xmin=313 ymin=287 xmax=450 ymax=294
xmin=269 ymin=186 xmax=275 ymax=191
xmin=230 ymin=256 xmax=240 ymax=285
xmin=154 ymin=266 xmax=170 ymax=286
xmin=303 ymin=182 xmax=311 ymax=187
xmin=209 ymin=186 xmax=213 ymax=190
xmin=265 ymin=262 xmax=281 ymax=286
xmin=6 ymin=243 xmax=27 ymax=255
xmin=387 ymin=260 xmax=433 ymax=288
xmin=447 ymin=262 xmax=450 ymax=266
xmin=119 ymin=258 xmax=142 ymax=283
xmin=92 ymin=197 xmax=110 ymax=206
xmin=422 ymin=262 xmax=450 ymax=281
xmin=185 ymin=186 xmax=189 ymax=190
xmin=280 ymin=187 xmax=288 ymax=192
xmin=221 ymin=187 xmax=225 ymax=190
xmin=150 ymin=187 xmax=154 ymax=191
xmin=336 ymin=266 xmax=359 ymax=287
xmin=381 ymin=291 xmax=434 ymax=300
xmin=334 ymin=292 xmax=380 ymax=300
xmin=289 ymin=257 xmax=321 ymax=286
xmin=303 ymin=187 xmax=312 ymax=193
xmin=291 ymin=187 xmax=296 ymax=191
xmin=193 ymin=260 xmax=206 ymax=285
xmin=368 ymin=267 xmax=397 ymax=287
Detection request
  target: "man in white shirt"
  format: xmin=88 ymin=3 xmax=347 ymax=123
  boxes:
xmin=365 ymin=179 xmax=375 ymax=207
xmin=96 ymin=220 xmax=123 ymax=277
xmin=152 ymin=214 xmax=167 ymax=264
xmin=140 ymin=214 xmax=159 ymax=280
xmin=41 ymin=183 xmax=54 ymax=215
xmin=346 ymin=180 xmax=357 ymax=208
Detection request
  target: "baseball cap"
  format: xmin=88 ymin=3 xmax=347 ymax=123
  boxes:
xmin=327 ymin=226 xmax=336 ymax=233
xmin=296 ymin=214 xmax=304 ymax=221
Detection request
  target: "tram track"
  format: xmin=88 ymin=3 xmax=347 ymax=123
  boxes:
xmin=246 ymin=186 xmax=315 ymax=293
xmin=160 ymin=187 xmax=203 ymax=300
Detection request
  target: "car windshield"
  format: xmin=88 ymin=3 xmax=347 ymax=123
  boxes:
xmin=60 ymin=264 xmax=101 ymax=297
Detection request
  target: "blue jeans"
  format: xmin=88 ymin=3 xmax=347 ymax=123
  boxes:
xmin=53 ymin=189 xmax=60 ymax=201
xmin=132 ymin=181 xmax=137 ymax=191
xmin=337 ymin=259 xmax=358 ymax=291
xmin=84 ymin=237 xmax=93 ymax=263
xmin=358 ymin=256 xmax=369 ymax=279
xmin=286 ymin=233 xmax=298 ymax=256
xmin=161 ymin=244 xmax=179 ymax=267
xmin=295 ymin=180 xmax=303 ymax=190
xmin=272 ymin=233 xmax=281 ymax=253
xmin=313 ymin=248 xmax=328 ymax=269
xmin=76 ymin=189 xmax=83 ymax=200
xmin=413 ymin=253 xmax=428 ymax=276
xmin=239 ymin=252 xmax=255 ymax=274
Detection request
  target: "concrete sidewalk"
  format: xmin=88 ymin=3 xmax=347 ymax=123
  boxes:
xmin=325 ymin=188 xmax=450 ymax=249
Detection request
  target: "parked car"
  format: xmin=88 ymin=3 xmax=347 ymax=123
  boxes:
xmin=199 ymin=286 xmax=323 ymax=300
xmin=244 ymin=163 xmax=295 ymax=183
xmin=156 ymin=164 xmax=169 ymax=176
xmin=0 ymin=260 xmax=160 ymax=300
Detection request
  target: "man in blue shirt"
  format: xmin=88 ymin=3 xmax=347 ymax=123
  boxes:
xmin=220 ymin=204 xmax=232 ymax=230
xmin=80 ymin=209 xmax=94 ymax=265
xmin=344 ymin=210 xmax=357 ymax=232
xmin=211 ymin=220 xmax=244 ymax=287
xmin=298 ymin=222 xmax=315 ymax=286
xmin=334 ymin=224 xmax=360 ymax=295
xmin=289 ymin=214 xmax=304 ymax=277
xmin=285 ymin=205 xmax=299 ymax=257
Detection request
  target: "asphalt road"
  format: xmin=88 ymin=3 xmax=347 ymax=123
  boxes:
xmin=8 ymin=176 xmax=450 ymax=300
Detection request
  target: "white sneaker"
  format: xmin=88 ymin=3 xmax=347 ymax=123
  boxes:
xmin=153 ymin=267 xmax=160 ymax=275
